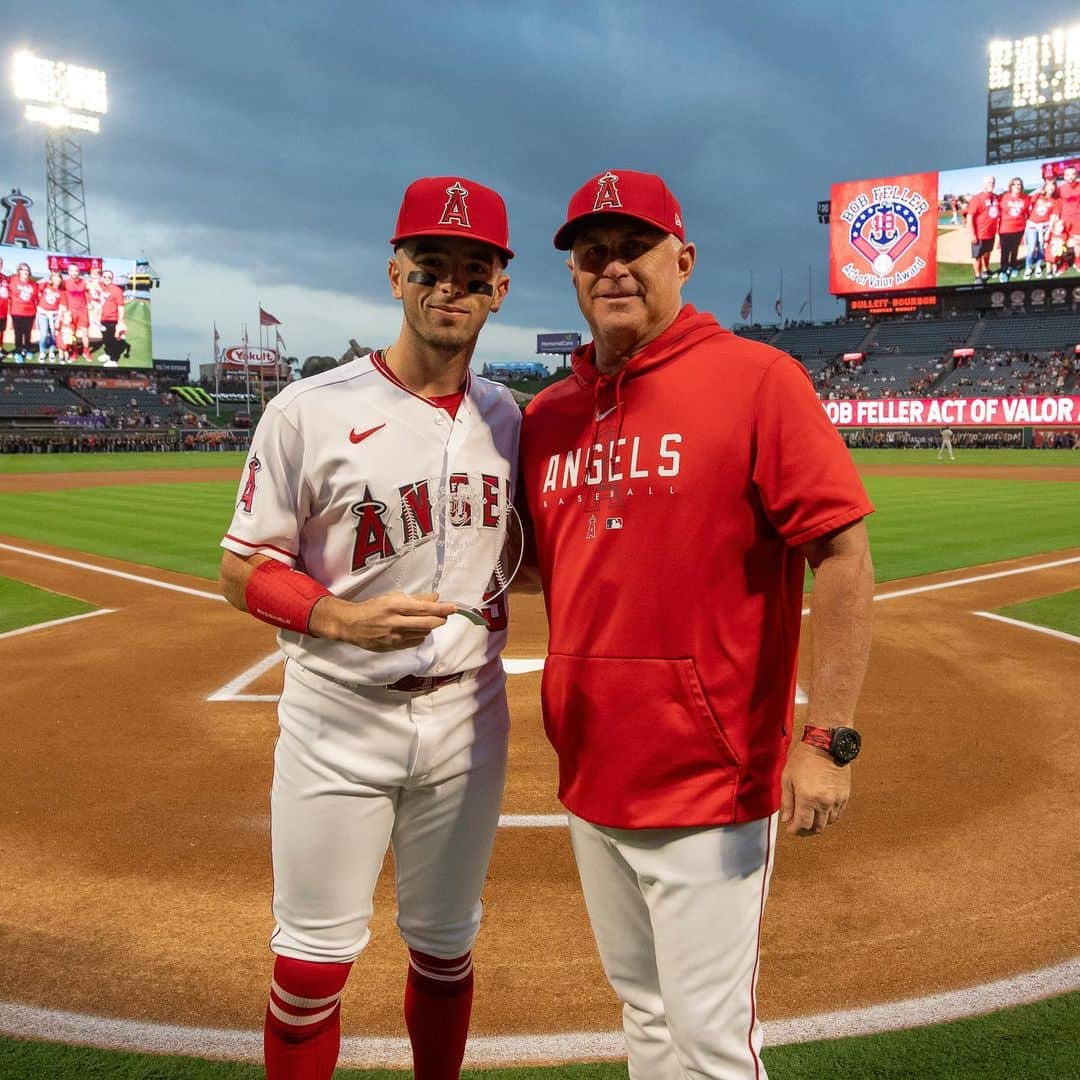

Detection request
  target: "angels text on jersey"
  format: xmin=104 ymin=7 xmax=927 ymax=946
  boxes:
xmin=539 ymin=433 xmax=681 ymax=509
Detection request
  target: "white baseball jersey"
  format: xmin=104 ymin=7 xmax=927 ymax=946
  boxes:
xmin=221 ymin=352 xmax=520 ymax=686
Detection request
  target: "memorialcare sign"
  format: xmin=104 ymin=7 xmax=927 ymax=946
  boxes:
xmin=822 ymin=396 xmax=1080 ymax=427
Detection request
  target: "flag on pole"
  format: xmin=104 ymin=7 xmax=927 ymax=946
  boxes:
xmin=798 ymin=300 xmax=809 ymax=314
xmin=213 ymin=322 xmax=221 ymax=417
xmin=775 ymin=294 xmax=783 ymax=318
xmin=275 ymin=329 xmax=287 ymax=354
xmin=259 ymin=305 xmax=281 ymax=327
xmin=739 ymin=290 xmax=752 ymax=321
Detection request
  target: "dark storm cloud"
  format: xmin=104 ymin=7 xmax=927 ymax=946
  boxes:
xmin=7 ymin=0 xmax=1079 ymax=358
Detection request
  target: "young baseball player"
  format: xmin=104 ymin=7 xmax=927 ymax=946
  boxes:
xmin=219 ymin=176 xmax=519 ymax=1080
xmin=520 ymin=170 xmax=874 ymax=1079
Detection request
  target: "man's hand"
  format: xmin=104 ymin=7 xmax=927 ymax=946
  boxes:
xmin=310 ymin=591 xmax=457 ymax=652
xmin=780 ymin=741 xmax=851 ymax=837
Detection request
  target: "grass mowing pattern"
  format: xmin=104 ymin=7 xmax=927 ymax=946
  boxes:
xmin=0 ymin=448 xmax=1076 ymax=477
xmin=860 ymin=477 xmax=1080 ymax=582
xmin=996 ymin=588 xmax=1080 ymax=638
xmin=0 ymin=476 xmax=1077 ymax=585
xmin=0 ymin=483 xmax=236 ymax=580
xmin=1 ymin=992 xmax=1078 ymax=1078
xmin=0 ymin=576 xmax=97 ymax=633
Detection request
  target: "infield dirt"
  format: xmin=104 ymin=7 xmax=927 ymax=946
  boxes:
xmin=1 ymin=462 xmax=1078 ymax=1051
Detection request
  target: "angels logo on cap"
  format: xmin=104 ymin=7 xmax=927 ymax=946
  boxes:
xmin=439 ymin=182 xmax=471 ymax=229
xmin=593 ymin=172 xmax=623 ymax=212
xmin=554 ymin=169 xmax=685 ymax=250
xmin=390 ymin=176 xmax=514 ymax=261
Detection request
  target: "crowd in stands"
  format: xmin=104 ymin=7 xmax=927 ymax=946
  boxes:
xmin=0 ymin=432 xmax=178 ymax=454
xmin=811 ymin=348 xmax=1078 ymax=401
xmin=0 ymin=369 xmax=251 ymax=453
xmin=4 ymin=306 xmax=1080 ymax=452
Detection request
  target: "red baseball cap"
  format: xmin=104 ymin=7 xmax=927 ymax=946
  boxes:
xmin=554 ymin=169 xmax=685 ymax=250
xmin=390 ymin=176 xmax=514 ymax=261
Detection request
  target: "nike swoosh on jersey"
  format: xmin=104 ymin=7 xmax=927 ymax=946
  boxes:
xmin=349 ymin=423 xmax=386 ymax=444
xmin=595 ymin=405 xmax=618 ymax=421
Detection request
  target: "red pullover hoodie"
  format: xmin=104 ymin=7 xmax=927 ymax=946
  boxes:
xmin=520 ymin=305 xmax=873 ymax=828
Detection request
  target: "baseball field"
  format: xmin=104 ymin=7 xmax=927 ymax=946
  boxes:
xmin=1 ymin=447 xmax=1078 ymax=1079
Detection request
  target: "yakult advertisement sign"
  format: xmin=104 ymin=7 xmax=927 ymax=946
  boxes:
xmin=822 ymin=396 xmax=1080 ymax=428
xmin=222 ymin=347 xmax=279 ymax=368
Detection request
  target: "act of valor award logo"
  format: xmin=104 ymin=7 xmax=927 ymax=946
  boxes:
xmin=840 ymin=184 xmax=931 ymax=289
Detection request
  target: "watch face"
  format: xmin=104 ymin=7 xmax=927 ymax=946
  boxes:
xmin=831 ymin=727 xmax=861 ymax=764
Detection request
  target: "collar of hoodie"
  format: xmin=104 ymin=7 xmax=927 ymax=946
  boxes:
xmin=567 ymin=304 xmax=725 ymax=496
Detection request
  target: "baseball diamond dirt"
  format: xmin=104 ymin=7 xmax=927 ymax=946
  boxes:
xmin=0 ymin=462 xmax=1078 ymax=1067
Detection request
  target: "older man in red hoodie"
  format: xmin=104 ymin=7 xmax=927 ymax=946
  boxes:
xmin=519 ymin=170 xmax=875 ymax=1080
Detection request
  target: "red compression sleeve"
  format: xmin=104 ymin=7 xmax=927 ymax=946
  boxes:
xmin=244 ymin=558 xmax=332 ymax=634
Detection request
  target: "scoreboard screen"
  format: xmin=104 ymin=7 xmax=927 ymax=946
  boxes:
xmin=828 ymin=154 xmax=1079 ymax=297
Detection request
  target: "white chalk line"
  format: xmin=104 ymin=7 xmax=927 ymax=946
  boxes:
xmin=206 ymin=650 xmax=286 ymax=701
xmin=973 ymin=610 xmax=1080 ymax=647
xmin=6 ymin=538 xmax=1076 ymax=625
xmin=0 ymin=606 xmax=115 ymax=641
xmin=873 ymin=555 xmax=1080 ymax=603
xmin=0 ymin=542 xmax=225 ymax=602
xmin=800 ymin=553 xmax=1080 ymax=615
xmin=503 ymin=657 xmax=545 ymax=674
xmin=1 ymin=956 xmax=1076 ymax=1066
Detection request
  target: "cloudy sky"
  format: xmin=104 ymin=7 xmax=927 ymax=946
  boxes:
xmin=2 ymin=1 xmax=1077 ymax=372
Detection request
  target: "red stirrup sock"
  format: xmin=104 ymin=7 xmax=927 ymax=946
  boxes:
xmin=404 ymin=949 xmax=475 ymax=1080
xmin=263 ymin=955 xmax=353 ymax=1080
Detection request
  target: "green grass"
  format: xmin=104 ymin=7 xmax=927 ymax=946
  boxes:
xmin=2 ymin=448 xmax=1075 ymax=478
xmin=1 ymin=992 xmax=1078 ymax=1078
xmin=935 ymin=260 xmax=1080 ymax=287
xmin=849 ymin=449 xmax=1080 ymax=467
xmin=0 ymin=452 xmax=245 ymax=474
xmin=0 ymin=575 xmax=96 ymax=633
xmin=997 ymin=588 xmax=1080 ymax=638
xmin=859 ymin=477 xmax=1080 ymax=582
xmin=0 ymin=483 xmax=236 ymax=580
xmin=0 ymin=471 xmax=1077 ymax=586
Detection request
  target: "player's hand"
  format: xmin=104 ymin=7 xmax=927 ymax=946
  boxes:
xmin=315 ymin=591 xmax=457 ymax=652
xmin=780 ymin=741 xmax=851 ymax=837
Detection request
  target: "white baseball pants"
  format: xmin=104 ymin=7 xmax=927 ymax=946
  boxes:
xmin=269 ymin=658 xmax=509 ymax=963
xmin=569 ymin=812 xmax=778 ymax=1080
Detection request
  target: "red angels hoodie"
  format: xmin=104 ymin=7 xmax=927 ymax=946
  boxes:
xmin=520 ymin=305 xmax=873 ymax=828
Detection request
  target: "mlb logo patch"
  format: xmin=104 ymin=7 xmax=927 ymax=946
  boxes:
xmin=605 ymin=517 xmax=623 ymax=530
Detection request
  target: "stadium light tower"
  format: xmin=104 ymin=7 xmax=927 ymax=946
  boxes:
xmin=11 ymin=50 xmax=108 ymax=255
xmin=986 ymin=25 xmax=1080 ymax=163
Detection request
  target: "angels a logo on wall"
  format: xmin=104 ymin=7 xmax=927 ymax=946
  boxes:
xmin=840 ymin=184 xmax=930 ymax=289
xmin=1 ymin=189 xmax=41 ymax=249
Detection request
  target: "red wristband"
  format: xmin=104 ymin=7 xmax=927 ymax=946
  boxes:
xmin=244 ymin=559 xmax=332 ymax=634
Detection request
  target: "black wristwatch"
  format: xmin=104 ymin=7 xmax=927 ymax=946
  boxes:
xmin=801 ymin=725 xmax=861 ymax=766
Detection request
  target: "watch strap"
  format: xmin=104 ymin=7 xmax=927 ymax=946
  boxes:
xmin=801 ymin=725 xmax=834 ymax=753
